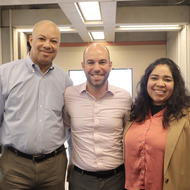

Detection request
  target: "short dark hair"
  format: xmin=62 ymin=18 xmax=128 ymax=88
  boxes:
xmin=130 ymin=57 xmax=190 ymax=127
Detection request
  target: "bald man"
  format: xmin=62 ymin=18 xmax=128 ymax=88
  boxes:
xmin=64 ymin=43 xmax=132 ymax=190
xmin=0 ymin=20 xmax=72 ymax=190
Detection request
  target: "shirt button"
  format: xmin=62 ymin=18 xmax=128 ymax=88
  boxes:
xmin=165 ymin=178 xmax=169 ymax=183
xmin=94 ymin=119 xmax=99 ymax=125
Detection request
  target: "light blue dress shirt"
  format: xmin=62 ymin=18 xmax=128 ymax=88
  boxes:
xmin=0 ymin=57 xmax=72 ymax=154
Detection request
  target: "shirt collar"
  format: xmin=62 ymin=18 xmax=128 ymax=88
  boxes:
xmin=79 ymin=82 xmax=114 ymax=96
xmin=25 ymin=56 xmax=54 ymax=73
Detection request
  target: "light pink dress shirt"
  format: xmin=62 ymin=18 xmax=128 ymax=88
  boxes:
xmin=65 ymin=83 xmax=132 ymax=171
xmin=124 ymin=110 xmax=168 ymax=190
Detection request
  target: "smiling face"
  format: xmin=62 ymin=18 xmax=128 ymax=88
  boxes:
xmin=147 ymin=64 xmax=174 ymax=105
xmin=82 ymin=44 xmax=112 ymax=90
xmin=29 ymin=21 xmax=60 ymax=72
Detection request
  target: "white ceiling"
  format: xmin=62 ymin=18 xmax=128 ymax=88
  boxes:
xmin=0 ymin=0 xmax=190 ymax=43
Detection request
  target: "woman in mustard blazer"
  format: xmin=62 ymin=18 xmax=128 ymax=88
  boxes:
xmin=124 ymin=58 xmax=190 ymax=190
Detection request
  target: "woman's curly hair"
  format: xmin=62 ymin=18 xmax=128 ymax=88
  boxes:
xmin=130 ymin=58 xmax=190 ymax=127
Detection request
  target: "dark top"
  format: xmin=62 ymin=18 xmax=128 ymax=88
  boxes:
xmin=150 ymin=104 xmax=165 ymax=116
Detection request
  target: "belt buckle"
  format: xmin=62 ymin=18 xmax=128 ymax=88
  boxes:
xmin=32 ymin=154 xmax=45 ymax=162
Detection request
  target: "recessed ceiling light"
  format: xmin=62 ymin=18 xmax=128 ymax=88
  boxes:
xmin=59 ymin=27 xmax=74 ymax=32
xmin=16 ymin=27 xmax=74 ymax=33
xmin=90 ymin=31 xmax=105 ymax=40
xmin=16 ymin=28 xmax=33 ymax=33
xmin=118 ymin=24 xmax=182 ymax=31
xmin=77 ymin=1 xmax=101 ymax=21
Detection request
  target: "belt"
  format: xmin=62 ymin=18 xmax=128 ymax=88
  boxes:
xmin=7 ymin=145 xmax=65 ymax=163
xmin=74 ymin=164 xmax=124 ymax=178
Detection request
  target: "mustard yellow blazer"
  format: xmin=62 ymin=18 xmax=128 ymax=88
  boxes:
xmin=124 ymin=109 xmax=190 ymax=190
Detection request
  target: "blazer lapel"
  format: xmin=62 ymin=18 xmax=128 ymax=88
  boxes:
xmin=164 ymin=116 xmax=186 ymax=174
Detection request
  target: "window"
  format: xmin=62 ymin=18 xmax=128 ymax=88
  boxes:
xmin=69 ymin=68 xmax=133 ymax=96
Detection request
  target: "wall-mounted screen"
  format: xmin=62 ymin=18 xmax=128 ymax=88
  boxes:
xmin=69 ymin=68 xmax=133 ymax=96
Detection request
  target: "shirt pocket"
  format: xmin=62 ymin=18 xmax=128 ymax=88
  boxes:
xmin=44 ymin=92 xmax=64 ymax=117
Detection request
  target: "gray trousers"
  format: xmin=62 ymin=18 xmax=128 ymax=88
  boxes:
xmin=69 ymin=166 xmax=125 ymax=190
xmin=0 ymin=148 xmax=67 ymax=190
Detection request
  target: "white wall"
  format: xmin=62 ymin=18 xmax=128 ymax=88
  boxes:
xmin=13 ymin=31 xmax=28 ymax=60
xmin=20 ymin=32 xmax=27 ymax=59
xmin=13 ymin=29 xmax=19 ymax=60
xmin=167 ymin=25 xmax=190 ymax=90
xmin=54 ymin=44 xmax=166 ymax=97
xmin=0 ymin=9 xmax=2 ymax=64
xmin=0 ymin=27 xmax=2 ymax=64
xmin=177 ymin=26 xmax=189 ymax=87
xmin=167 ymin=32 xmax=178 ymax=63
